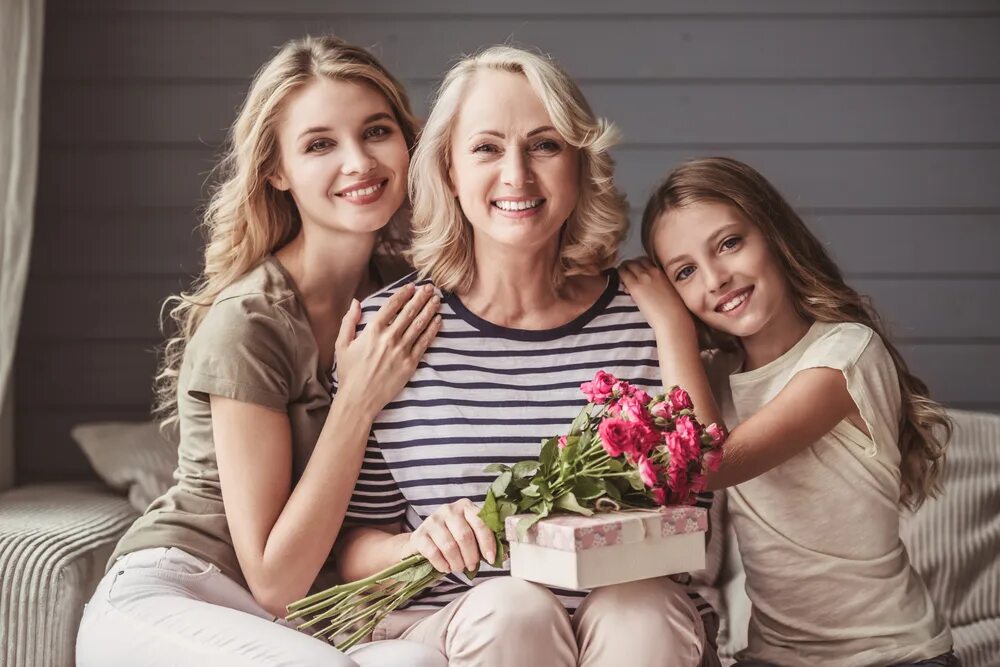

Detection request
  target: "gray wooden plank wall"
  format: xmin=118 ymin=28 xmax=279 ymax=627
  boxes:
xmin=15 ymin=1 xmax=1000 ymax=483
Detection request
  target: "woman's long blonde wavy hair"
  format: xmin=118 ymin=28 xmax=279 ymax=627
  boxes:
xmin=641 ymin=157 xmax=950 ymax=511
xmin=408 ymin=45 xmax=629 ymax=293
xmin=154 ymin=35 xmax=419 ymax=425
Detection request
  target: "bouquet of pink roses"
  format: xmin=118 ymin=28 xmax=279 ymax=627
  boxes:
xmin=286 ymin=371 xmax=726 ymax=648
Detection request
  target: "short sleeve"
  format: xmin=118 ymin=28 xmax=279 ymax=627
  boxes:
xmin=185 ymin=294 xmax=295 ymax=411
xmin=795 ymin=322 xmax=902 ymax=458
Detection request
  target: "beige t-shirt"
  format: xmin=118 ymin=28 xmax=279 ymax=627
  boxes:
xmin=110 ymin=257 xmax=334 ymax=587
xmin=717 ymin=321 xmax=951 ymax=666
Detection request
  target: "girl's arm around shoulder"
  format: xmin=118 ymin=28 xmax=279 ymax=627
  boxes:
xmin=707 ymin=325 xmax=875 ymax=490
xmin=619 ymin=258 xmax=724 ymax=430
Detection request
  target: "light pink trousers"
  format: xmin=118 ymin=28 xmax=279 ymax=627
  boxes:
xmin=372 ymin=576 xmax=721 ymax=667
xmin=76 ymin=547 xmax=446 ymax=667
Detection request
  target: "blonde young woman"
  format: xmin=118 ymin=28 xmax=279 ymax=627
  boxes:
xmin=332 ymin=46 xmax=720 ymax=667
xmin=76 ymin=36 xmax=446 ymax=666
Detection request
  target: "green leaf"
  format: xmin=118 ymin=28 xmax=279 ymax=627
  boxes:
xmin=607 ymin=458 xmax=624 ymax=473
xmin=390 ymin=560 xmax=436 ymax=583
xmin=539 ymin=437 xmax=558 ymax=471
xmin=490 ymin=471 xmax=513 ymax=498
xmin=518 ymin=495 xmax=539 ymax=511
xmin=516 ymin=514 xmax=544 ymax=541
xmin=521 ymin=482 xmax=541 ymax=497
xmin=573 ymin=477 xmax=605 ymax=500
xmin=498 ymin=500 xmax=518 ymax=523
xmin=604 ymin=480 xmax=623 ymax=501
xmin=569 ymin=408 xmax=590 ymax=435
xmin=483 ymin=463 xmax=511 ymax=474
xmin=626 ymin=470 xmax=646 ymax=491
xmin=554 ymin=491 xmax=594 ymax=516
xmin=512 ymin=460 xmax=540 ymax=479
xmin=479 ymin=488 xmax=503 ymax=533
xmin=490 ymin=539 xmax=508 ymax=568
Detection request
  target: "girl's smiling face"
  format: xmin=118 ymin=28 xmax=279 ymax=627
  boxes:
xmin=652 ymin=201 xmax=798 ymax=340
xmin=447 ymin=70 xmax=580 ymax=254
xmin=271 ymin=77 xmax=410 ymax=235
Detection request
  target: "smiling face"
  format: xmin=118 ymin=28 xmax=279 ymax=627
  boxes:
xmin=652 ymin=201 xmax=800 ymax=340
xmin=447 ymin=70 xmax=580 ymax=254
xmin=271 ymin=76 xmax=410 ymax=235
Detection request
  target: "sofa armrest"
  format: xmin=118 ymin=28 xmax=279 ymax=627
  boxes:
xmin=0 ymin=483 xmax=137 ymax=667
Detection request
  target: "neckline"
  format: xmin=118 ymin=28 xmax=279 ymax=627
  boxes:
xmin=443 ymin=270 xmax=619 ymax=341
xmin=730 ymin=320 xmax=824 ymax=384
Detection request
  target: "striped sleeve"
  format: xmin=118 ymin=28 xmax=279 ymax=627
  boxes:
xmin=345 ymin=434 xmax=407 ymax=524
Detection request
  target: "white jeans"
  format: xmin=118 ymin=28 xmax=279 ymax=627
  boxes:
xmin=76 ymin=547 xmax=446 ymax=667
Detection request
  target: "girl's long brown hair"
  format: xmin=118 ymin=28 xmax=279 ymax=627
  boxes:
xmin=640 ymin=157 xmax=949 ymax=510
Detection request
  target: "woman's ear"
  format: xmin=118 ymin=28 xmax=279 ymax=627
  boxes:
xmin=269 ymin=170 xmax=290 ymax=192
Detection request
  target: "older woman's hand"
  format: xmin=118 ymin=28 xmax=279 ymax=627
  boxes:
xmin=400 ymin=499 xmax=497 ymax=573
xmin=619 ymin=257 xmax=694 ymax=335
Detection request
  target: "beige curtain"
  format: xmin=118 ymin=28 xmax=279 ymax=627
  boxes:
xmin=0 ymin=0 xmax=45 ymax=491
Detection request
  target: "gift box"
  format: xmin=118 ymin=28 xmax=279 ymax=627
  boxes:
xmin=505 ymin=506 xmax=708 ymax=590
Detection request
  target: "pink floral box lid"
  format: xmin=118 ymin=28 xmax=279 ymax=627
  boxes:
xmin=505 ymin=506 xmax=708 ymax=552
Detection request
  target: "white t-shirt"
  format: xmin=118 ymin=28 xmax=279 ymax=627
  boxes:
xmin=717 ymin=321 xmax=951 ymax=666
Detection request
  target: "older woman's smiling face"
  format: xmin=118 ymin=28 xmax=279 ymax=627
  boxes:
xmin=448 ymin=70 xmax=580 ymax=253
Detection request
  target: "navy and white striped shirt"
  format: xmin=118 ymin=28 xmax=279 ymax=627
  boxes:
xmin=339 ymin=270 xmax=713 ymax=615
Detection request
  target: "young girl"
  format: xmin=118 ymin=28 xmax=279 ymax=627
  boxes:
xmin=620 ymin=157 xmax=957 ymax=667
xmin=76 ymin=36 xmax=445 ymax=666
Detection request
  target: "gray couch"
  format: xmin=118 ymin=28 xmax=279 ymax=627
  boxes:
xmin=1 ymin=410 xmax=997 ymax=667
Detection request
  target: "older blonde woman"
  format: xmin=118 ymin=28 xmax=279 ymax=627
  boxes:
xmin=333 ymin=46 xmax=719 ymax=666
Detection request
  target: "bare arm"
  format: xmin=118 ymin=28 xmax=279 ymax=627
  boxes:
xmin=706 ymin=366 xmax=859 ymax=490
xmin=336 ymin=499 xmax=497 ymax=582
xmin=620 ymin=259 xmax=860 ymax=490
xmin=214 ymin=394 xmax=373 ymax=616
xmin=214 ymin=285 xmax=441 ymax=616
xmin=619 ymin=258 xmax=723 ymax=429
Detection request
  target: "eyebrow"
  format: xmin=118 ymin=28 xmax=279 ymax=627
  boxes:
xmin=469 ymin=125 xmax=557 ymax=141
xmin=662 ymin=222 xmax=743 ymax=270
xmin=297 ymin=112 xmax=395 ymax=140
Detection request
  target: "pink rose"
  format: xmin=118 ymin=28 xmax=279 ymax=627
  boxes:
xmin=704 ymin=447 xmax=723 ymax=472
xmin=631 ymin=422 xmax=658 ymax=459
xmin=706 ymin=423 xmax=727 ymax=448
xmin=668 ymin=387 xmax=693 ymax=412
xmin=617 ymin=396 xmax=653 ymax=425
xmin=674 ymin=416 xmax=702 ymax=458
xmin=632 ymin=389 xmax=652 ymax=408
xmin=558 ymin=435 xmax=569 ymax=450
xmin=581 ymin=370 xmax=616 ymax=404
xmin=598 ymin=418 xmax=631 ymax=458
xmin=665 ymin=430 xmax=698 ymax=468
xmin=666 ymin=460 xmax=690 ymax=499
xmin=637 ymin=455 xmax=661 ymax=488
xmin=651 ymin=486 xmax=667 ymax=506
xmin=650 ymin=400 xmax=673 ymax=420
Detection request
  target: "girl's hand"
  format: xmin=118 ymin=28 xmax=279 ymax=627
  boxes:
xmin=619 ymin=257 xmax=694 ymax=334
xmin=400 ymin=499 xmax=497 ymax=573
xmin=335 ymin=283 xmax=442 ymax=419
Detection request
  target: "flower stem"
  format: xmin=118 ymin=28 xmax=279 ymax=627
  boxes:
xmin=286 ymin=554 xmax=426 ymax=614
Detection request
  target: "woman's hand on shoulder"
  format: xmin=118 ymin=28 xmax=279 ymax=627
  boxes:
xmin=401 ymin=499 xmax=497 ymax=573
xmin=618 ymin=257 xmax=694 ymax=334
xmin=335 ymin=283 xmax=442 ymax=418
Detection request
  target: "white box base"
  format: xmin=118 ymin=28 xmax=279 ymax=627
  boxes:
xmin=509 ymin=530 xmax=706 ymax=590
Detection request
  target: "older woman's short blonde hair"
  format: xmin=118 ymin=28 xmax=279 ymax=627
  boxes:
xmin=408 ymin=45 xmax=629 ymax=293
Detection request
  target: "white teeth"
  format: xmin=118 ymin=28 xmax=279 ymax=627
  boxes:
xmin=719 ymin=292 xmax=749 ymax=313
xmin=341 ymin=181 xmax=384 ymax=199
xmin=494 ymin=199 xmax=543 ymax=212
